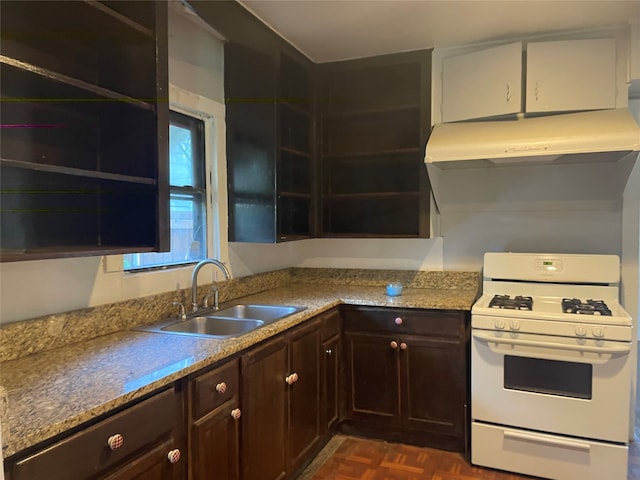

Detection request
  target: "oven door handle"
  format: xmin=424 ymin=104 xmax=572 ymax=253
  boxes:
xmin=472 ymin=330 xmax=631 ymax=354
xmin=503 ymin=430 xmax=591 ymax=452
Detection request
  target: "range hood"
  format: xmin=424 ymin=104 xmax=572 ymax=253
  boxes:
xmin=424 ymin=108 xmax=640 ymax=168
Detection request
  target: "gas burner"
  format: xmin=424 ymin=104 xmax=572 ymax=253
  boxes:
xmin=562 ymin=298 xmax=612 ymax=316
xmin=489 ymin=294 xmax=533 ymax=311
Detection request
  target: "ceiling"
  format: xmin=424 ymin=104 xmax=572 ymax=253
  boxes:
xmin=238 ymin=0 xmax=640 ymax=63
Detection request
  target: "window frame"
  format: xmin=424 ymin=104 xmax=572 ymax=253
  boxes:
xmin=125 ymin=110 xmax=208 ymax=272
xmin=109 ymin=83 xmax=228 ymax=281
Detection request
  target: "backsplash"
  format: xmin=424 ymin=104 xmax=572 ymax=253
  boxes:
xmin=0 ymin=267 xmax=479 ymax=362
xmin=292 ymin=268 xmax=480 ymax=290
xmin=0 ymin=268 xmax=293 ymax=362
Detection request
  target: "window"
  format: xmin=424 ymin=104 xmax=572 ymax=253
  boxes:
xmin=124 ymin=111 xmax=207 ymax=270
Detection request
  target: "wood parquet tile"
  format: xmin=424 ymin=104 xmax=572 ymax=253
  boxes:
xmin=304 ymin=436 xmax=537 ymax=480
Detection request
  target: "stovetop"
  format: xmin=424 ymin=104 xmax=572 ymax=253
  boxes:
xmin=472 ymin=292 xmax=631 ymax=325
xmin=472 ymin=253 xmax=633 ymax=340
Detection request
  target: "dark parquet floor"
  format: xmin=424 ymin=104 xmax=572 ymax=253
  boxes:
xmin=301 ymin=351 xmax=640 ymax=480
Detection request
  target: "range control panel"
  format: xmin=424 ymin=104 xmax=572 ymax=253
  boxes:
xmin=535 ymin=258 xmax=563 ymax=273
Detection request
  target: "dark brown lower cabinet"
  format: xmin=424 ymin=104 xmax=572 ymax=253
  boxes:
xmin=341 ymin=306 xmax=468 ymax=452
xmin=242 ymin=335 xmax=289 ymax=480
xmin=287 ymin=320 xmax=322 ymax=473
xmin=6 ymin=387 xmax=185 ymax=480
xmin=241 ymin=318 xmax=322 ymax=480
xmin=189 ymin=358 xmax=241 ymax=480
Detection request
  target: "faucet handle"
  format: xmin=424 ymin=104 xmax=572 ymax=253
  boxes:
xmin=203 ymin=285 xmax=219 ymax=310
xmin=172 ymin=301 xmax=187 ymax=320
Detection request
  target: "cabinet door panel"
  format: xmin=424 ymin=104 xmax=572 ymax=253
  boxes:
xmin=241 ymin=337 xmax=288 ymax=480
xmin=192 ymin=399 xmax=240 ymax=480
xmin=288 ymin=320 xmax=321 ymax=472
xmin=322 ymin=335 xmax=341 ymax=434
xmin=526 ymin=38 xmax=616 ymax=113
xmin=345 ymin=333 xmax=399 ymax=422
xmin=442 ymin=42 xmax=522 ymax=122
xmin=400 ymin=335 xmax=464 ymax=435
xmin=101 ymin=438 xmax=182 ymax=480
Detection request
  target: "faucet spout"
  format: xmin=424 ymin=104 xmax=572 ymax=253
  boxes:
xmin=191 ymin=259 xmax=232 ymax=312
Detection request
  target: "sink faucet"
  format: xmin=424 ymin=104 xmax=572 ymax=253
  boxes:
xmin=191 ymin=258 xmax=232 ymax=312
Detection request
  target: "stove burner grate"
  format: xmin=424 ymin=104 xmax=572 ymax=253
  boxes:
xmin=562 ymin=298 xmax=612 ymax=316
xmin=489 ymin=294 xmax=533 ymax=311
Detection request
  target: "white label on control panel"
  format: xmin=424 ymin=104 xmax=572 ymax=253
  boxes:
xmin=535 ymin=258 xmax=563 ymax=273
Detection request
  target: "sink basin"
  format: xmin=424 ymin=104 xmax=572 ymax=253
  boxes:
xmin=135 ymin=304 xmax=306 ymax=339
xmin=214 ymin=304 xmax=303 ymax=322
xmin=162 ymin=316 xmax=264 ymax=337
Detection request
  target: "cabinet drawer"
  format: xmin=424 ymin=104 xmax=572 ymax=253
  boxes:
xmin=11 ymin=387 xmax=179 ymax=480
xmin=341 ymin=306 xmax=463 ymax=337
xmin=321 ymin=308 xmax=342 ymax=340
xmin=192 ymin=358 xmax=239 ymax=419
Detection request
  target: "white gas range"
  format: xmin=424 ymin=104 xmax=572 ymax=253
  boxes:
xmin=471 ymin=252 xmax=633 ymax=480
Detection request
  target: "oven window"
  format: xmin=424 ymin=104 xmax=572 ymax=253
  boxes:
xmin=504 ymin=356 xmax=592 ymax=399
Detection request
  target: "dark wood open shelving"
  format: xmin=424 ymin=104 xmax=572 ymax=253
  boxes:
xmin=319 ymin=51 xmax=431 ymax=238
xmin=0 ymin=0 xmax=168 ymax=262
xmin=190 ymin=1 xmax=431 ymax=243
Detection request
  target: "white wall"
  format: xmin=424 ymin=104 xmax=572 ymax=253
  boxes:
xmin=427 ymin=158 xmax=635 ymax=271
xmin=229 ymin=238 xmax=444 ymax=277
xmin=168 ymin=2 xmax=224 ymax=104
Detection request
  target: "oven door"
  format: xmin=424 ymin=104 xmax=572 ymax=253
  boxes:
xmin=471 ymin=323 xmax=632 ymax=443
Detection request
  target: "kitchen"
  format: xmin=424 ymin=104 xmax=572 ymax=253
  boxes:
xmin=1 ymin=0 xmax=640 ymax=479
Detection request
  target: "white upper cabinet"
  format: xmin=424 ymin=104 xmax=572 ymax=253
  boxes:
xmin=442 ymin=42 xmax=522 ymax=122
xmin=438 ymin=36 xmax=619 ymax=123
xmin=526 ymin=38 xmax=617 ymax=113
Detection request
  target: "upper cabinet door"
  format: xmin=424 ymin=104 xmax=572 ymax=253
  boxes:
xmin=525 ymin=38 xmax=616 ymax=113
xmin=441 ymin=42 xmax=522 ymax=122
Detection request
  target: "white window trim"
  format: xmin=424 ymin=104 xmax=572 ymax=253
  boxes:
xmin=168 ymin=83 xmax=228 ymax=265
xmin=103 ymin=84 xmax=228 ymax=293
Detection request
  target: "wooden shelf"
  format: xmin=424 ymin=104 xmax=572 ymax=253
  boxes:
xmin=278 ymin=99 xmax=310 ymax=116
xmin=1 ymin=158 xmax=157 ymax=185
xmin=84 ymin=0 xmax=154 ymax=37
xmin=323 ymin=147 xmax=420 ymax=160
xmin=322 ymin=103 xmax=420 ymax=119
xmin=280 ymin=146 xmax=311 ymax=158
xmin=0 ymin=245 xmax=157 ymax=263
xmin=323 ymin=192 xmax=419 ymax=200
xmin=279 ymin=192 xmax=312 ymax=199
xmin=1 ymin=57 xmax=154 ymax=110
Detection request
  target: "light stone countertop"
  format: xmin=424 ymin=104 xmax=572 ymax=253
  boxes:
xmin=0 ymin=282 xmax=478 ymax=459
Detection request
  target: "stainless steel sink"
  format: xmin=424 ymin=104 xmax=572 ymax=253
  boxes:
xmin=214 ymin=304 xmax=303 ymax=322
xmin=162 ymin=316 xmax=264 ymax=337
xmin=135 ymin=304 xmax=306 ymax=339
